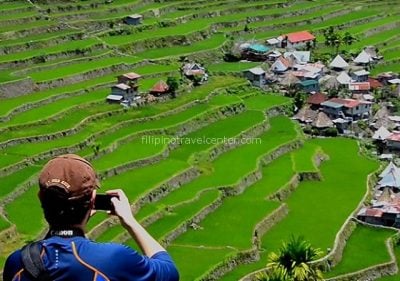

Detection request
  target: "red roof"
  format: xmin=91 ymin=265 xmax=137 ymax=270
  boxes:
xmin=122 ymin=72 xmax=141 ymax=79
xmin=151 ymin=80 xmax=169 ymax=93
xmin=329 ymin=98 xmax=359 ymax=108
xmin=388 ymin=133 xmax=400 ymax=142
xmin=349 ymin=82 xmax=370 ymax=91
xmin=307 ymin=93 xmax=328 ymax=105
xmin=278 ymin=56 xmax=290 ymax=68
xmin=285 ymin=31 xmax=315 ymax=43
xmin=365 ymin=208 xmax=383 ymax=217
xmin=368 ymin=78 xmax=383 ymax=89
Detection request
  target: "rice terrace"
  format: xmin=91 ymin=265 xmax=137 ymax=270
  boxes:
xmin=1 ymin=0 xmax=400 ymax=280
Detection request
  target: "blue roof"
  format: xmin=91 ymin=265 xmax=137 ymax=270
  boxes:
xmin=321 ymin=101 xmax=343 ymax=108
xmin=299 ymin=80 xmax=318 ymax=87
xmin=248 ymin=44 xmax=270 ymax=53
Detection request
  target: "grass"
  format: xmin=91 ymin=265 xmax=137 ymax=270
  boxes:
xmin=260 ymin=138 xmax=378 ymax=255
xmin=291 ymin=141 xmax=319 ymax=172
xmin=167 ymin=245 xmax=233 ymax=281
xmin=136 ymin=34 xmax=226 ymax=60
xmin=5 ymin=186 xmax=45 ymax=237
xmin=0 ymin=78 xmax=242 ymax=169
xmin=28 ymin=56 xmax=140 ymax=82
xmin=147 ymin=189 xmax=221 ymax=240
xmin=0 ymin=165 xmax=41 ymax=199
xmin=0 ymin=38 xmax=101 ymax=63
xmin=154 ymin=116 xmax=297 ymax=209
xmin=207 ymin=62 xmax=260 ymax=73
xmin=136 ymin=109 xmax=267 ymax=219
xmin=91 ymin=135 xmax=171 ymax=172
xmin=376 ymin=245 xmax=400 ymax=280
xmin=325 ymin=225 xmax=395 ymax=278
xmin=243 ymin=94 xmax=290 ymax=111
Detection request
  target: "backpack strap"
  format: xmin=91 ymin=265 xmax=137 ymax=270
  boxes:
xmin=21 ymin=242 xmax=52 ymax=281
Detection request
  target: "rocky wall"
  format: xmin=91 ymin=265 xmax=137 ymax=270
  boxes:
xmin=0 ymin=78 xmax=37 ymax=98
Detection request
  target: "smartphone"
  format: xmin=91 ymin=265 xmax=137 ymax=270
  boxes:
xmin=94 ymin=194 xmax=117 ymax=211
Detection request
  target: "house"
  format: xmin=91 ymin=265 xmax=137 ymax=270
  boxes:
xmin=293 ymin=63 xmax=324 ymax=80
xmin=378 ymin=167 xmax=400 ymax=191
xmin=292 ymin=106 xmax=317 ymax=124
xmin=266 ymin=38 xmax=280 ymax=47
xmin=107 ymin=83 xmax=138 ymax=104
xmin=297 ymin=79 xmax=319 ymax=93
xmin=379 ymin=162 xmax=400 ymax=178
xmin=118 ymin=72 xmax=141 ymax=91
xmin=364 ymin=46 xmax=381 ymax=60
xmin=150 ymin=80 xmax=169 ymax=96
xmin=183 ymin=63 xmax=205 ymax=76
xmin=386 ymin=133 xmax=400 ymax=150
xmin=125 ymin=14 xmax=143 ymax=25
xmin=336 ymin=71 xmax=352 ymax=85
xmin=284 ymin=51 xmax=311 ymax=64
xmin=368 ymin=78 xmax=383 ymax=90
xmin=353 ymin=50 xmax=373 ymax=65
xmin=321 ymin=98 xmax=372 ymax=120
xmin=388 ymin=78 xmax=400 ymax=85
xmin=372 ymin=126 xmax=391 ymax=141
xmin=279 ymin=72 xmax=300 ymax=87
xmin=267 ymin=50 xmax=282 ymax=61
xmin=248 ymin=43 xmax=269 ymax=54
xmin=352 ymin=70 xmax=370 ymax=82
xmin=245 ymin=67 xmax=266 ymax=87
xmin=320 ymin=75 xmax=340 ymax=91
xmin=357 ymin=208 xmax=385 ymax=225
xmin=352 ymin=93 xmax=374 ymax=102
xmin=329 ymin=54 xmax=349 ymax=70
xmin=280 ymin=30 xmax=315 ymax=49
xmin=312 ymin=112 xmax=333 ymax=129
xmin=306 ymin=92 xmax=328 ymax=109
xmin=271 ymin=56 xmax=290 ymax=73
xmin=241 ymin=43 xmax=270 ymax=61
xmin=349 ymin=82 xmax=371 ymax=94
xmin=293 ymin=107 xmax=333 ymax=129
xmin=332 ymin=118 xmax=351 ymax=134
xmin=106 ymin=94 xmax=124 ymax=104
xmin=377 ymin=72 xmax=398 ymax=85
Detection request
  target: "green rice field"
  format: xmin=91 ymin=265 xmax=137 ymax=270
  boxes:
xmin=1 ymin=0 xmax=399 ymax=280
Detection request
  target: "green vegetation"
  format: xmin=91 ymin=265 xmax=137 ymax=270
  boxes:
xmin=1 ymin=0 xmax=399 ymax=279
xmin=325 ymin=225 xmax=395 ymax=278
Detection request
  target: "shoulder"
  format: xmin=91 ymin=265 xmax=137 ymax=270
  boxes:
xmin=76 ymin=239 xmax=145 ymax=264
xmin=3 ymin=250 xmax=23 ymax=281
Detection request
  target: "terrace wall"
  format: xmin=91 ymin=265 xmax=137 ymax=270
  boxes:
xmin=0 ymin=78 xmax=36 ymax=98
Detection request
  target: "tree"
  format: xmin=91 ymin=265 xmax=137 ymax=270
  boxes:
xmin=166 ymin=76 xmax=179 ymax=94
xmin=258 ymin=236 xmax=323 ymax=281
xmin=342 ymin=32 xmax=357 ymax=48
xmin=293 ymin=91 xmax=308 ymax=111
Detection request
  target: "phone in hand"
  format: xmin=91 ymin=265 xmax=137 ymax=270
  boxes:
xmin=94 ymin=194 xmax=117 ymax=211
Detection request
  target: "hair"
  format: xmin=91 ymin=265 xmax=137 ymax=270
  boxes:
xmin=39 ymin=187 xmax=92 ymax=227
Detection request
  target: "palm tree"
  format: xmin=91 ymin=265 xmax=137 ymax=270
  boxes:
xmin=258 ymin=236 xmax=324 ymax=281
xmin=256 ymin=268 xmax=291 ymax=281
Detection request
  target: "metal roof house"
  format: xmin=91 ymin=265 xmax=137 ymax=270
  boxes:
xmin=125 ymin=14 xmax=143 ymax=25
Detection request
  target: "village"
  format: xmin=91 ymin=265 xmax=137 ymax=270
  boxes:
xmin=240 ymin=30 xmax=400 ymax=157
xmin=358 ymin=161 xmax=400 ymax=228
xmin=106 ymin=28 xmax=400 ymax=160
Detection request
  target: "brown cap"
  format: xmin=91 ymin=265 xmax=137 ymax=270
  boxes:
xmin=39 ymin=154 xmax=99 ymax=200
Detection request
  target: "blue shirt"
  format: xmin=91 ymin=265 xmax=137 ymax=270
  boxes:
xmin=3 ymin=236 xmax=179 ymax=281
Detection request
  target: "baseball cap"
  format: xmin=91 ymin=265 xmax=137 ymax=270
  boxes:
xmin=39 ymin=154 xmax=100 ymax=200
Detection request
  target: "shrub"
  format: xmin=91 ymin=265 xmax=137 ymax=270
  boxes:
xmin=323 ymin=127 xmax=338 ymax=137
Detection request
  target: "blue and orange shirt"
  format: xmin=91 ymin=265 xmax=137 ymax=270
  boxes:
xmin=3 ymin=236 xmax=179 ymax=281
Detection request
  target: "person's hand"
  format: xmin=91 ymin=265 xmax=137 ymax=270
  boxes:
xmin=107 ymin=189 xmax=135 ymax=226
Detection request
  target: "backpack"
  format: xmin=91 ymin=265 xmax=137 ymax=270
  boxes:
xmin=21 ymin=242 xmax=52 ymax=281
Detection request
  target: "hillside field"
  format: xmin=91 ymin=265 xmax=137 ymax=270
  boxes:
xmin=1 ymin=0 xmax=400 ymax=280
